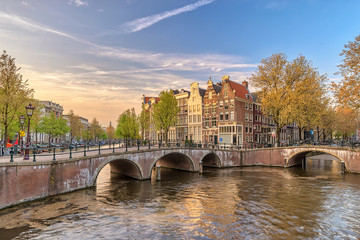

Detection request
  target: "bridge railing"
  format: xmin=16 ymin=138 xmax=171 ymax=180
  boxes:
xmin=3 ymin=139 xmax=360 ymax=163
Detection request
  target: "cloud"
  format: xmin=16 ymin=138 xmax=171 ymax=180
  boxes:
xmin=68 ymin=0 xmax=88 ymax=7
xmin=21 ymin=1 xmax=31 ymax=7
xmin=121 ymin=0 xmax=215 ymax=33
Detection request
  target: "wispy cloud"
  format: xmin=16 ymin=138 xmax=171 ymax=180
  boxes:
xmin=68 ymin=0 xmax=88 ymax=7
xmin=121 ymin=0 xmax=215 ymax=33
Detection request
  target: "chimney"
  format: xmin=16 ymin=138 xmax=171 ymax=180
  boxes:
xmin=242 ymin=81 xmax=249 ymax=89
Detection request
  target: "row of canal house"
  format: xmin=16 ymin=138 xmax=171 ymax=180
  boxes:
xmin=142 ymin=75 xmax=299 ymax=147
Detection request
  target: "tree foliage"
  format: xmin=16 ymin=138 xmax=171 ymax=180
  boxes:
xmin=334 ymin=106 xmax=359 ymax=140
xmin=0 ymin=50 xmax=34 ymax=143
xmin=89 ymin=118 xmax=103 ymax=141
xmin=333 ymin=34 xmax=360 ymax=109
xmin=249 ymin=53 xmax=327 ymax=145
xmin=106 ymin=123 xmax=115 ymax=140
xmin=67 ymin=110 xmax=83 ymax=143
xmin=138 ymin=105 xmax=150 ymax=140
xmin=152 ymin=90 xmax=179 ymax=145
xmin=116 ymin=108 xmax=139 ymax=140
xmin=39 ymin=112 xmax=70 ymax=145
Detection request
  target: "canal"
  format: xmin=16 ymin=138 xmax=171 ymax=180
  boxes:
xmin=1 ymin=156 xmax=360 ymax=239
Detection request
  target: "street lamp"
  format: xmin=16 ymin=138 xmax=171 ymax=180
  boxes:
xmin=19 ymin=115 xmax=25 ymax=155
xmin=24 ymin=103 xmax=35 ymax=160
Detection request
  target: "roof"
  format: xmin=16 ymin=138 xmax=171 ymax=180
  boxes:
xmin=229 ymin=80 xmax=253 ymax=102
xmin=251 ymin=91 xmax=262 ymax=103
xmin=213 ymin=84 xmax=222 ymax=94
xmin=199 ymin=88 xmax=206 ymax=98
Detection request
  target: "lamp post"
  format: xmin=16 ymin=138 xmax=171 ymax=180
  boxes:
xmin=24 ymin=103 xmax=35 ymax=160
xmin=19 ymin=115 xmax=25 ymax=155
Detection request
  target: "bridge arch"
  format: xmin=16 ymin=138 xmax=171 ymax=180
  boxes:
xmin=201 ymin=152 xmax=222 ymax=167
xmin=286 ymin=149 xmax=346 ymax=168
xmin=92 ymin=157 xmax=144 ymax=185
xmin=149 ymin=151 xmax=195 ymax=177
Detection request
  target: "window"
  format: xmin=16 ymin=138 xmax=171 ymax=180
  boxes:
xmin=245 ymin=103 xmax=248 ymax=110
xmin=204 ymin=106 xmax=209 ymax=114
xmin=249 ymin=103 xmax=253 ymax=110
xmin=212 ymin=106 xmax=217 ymax=114
xmin=198 ymin=115 xmax=201 ymax=122
xmin=212 ymin=117 xmax=217 ymax=127
xmin=193 ymin=115 xmax=196 ymax=122
xmin=220 ymin=112 xmax=223 ymax=120
xmin=224 ymin=91 xmax=228 ymax=97
xmin=249 ymin=114 xmax=253 ymax=122
xmin=197 ymin=104 xmax=200 ymax=112
xmin=193 ymin=105 xmax=196 ymax=112
xmin=246 ymin=136 xmax=249 ymax=142
xmin=225 ymin=112 xmax=229 ymax=120
xmin=224 ymin=84 xmax=228 ymax=90
xmin=249 ymin=136 xmax=253 ymax=142
xmin=230 ymin=111 xmax=234 ymax=121
xmin=209 ymin=91 xmax=212 ymax=99
xmin=245 ymin=113 xmax=249 ymax=122
xmin=220 ymin=101 xmax=223 ymax=108
xmin=250 ymin=125 xmax=253 ymax=134
xmin=246 ymin=94 xmax=250 ymax=100
xmin=205 ymin=118 xmax=210 ymax=127
xmin=230 ymin=99 xmax=234 ymax=107
xmin=189 ymin=116 xmax=192 ymax=123
xmin=189 ymin=106 xmax=192 ymax=113
xmin=245 ymin=124 xmax=249 ymax=133
xmin=224 ymin=100 xmax=229 ymax=110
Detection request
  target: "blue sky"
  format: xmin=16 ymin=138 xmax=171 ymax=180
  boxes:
xmin=1 ymin=0 xmax=359 ymax=125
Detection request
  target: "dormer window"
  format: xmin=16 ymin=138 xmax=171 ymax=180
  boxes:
xmin=246 ymin=94 xmax=250 ymax=100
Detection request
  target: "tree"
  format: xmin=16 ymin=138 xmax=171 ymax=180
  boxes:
xmin=287 ymin=56 xmax=327 ymax=140
xmin=106 ymin=122 xmax=115 ymax=140
xmin=249 ymin=53 xmax=291 ymax=146
xmin=250 ymin=53 xmax=328 ymax=145
xmin=89 ymin=118 xmax=103 ymax=141
xmin=116 ymin=108 xmax=139 ymax=142
xmin=333 ymin=34 xmax=360 ymax=109
xmin=0 ymin=50 xmax=34 ymax=143
xmin=39 ymin=112 xmax=70 ymax=146
xmin=334 ymin=106 xmax=359 ymax=140
xmin=138 ymin=105 xmax=150 ymax=140
xmin=67 ymin=110 xmax=82 ymax=143
xmin=152 ymin=90 xmax=179 ymax=145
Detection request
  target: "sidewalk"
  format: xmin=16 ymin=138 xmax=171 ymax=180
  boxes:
xmin=0 ymin=145 xmax=152 ymax=164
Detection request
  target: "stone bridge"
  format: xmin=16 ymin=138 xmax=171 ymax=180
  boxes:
xmin=1 ymin=146 xmax=360 ymax=210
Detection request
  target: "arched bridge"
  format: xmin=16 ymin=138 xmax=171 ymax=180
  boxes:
xmin=1 ymin=146 xmax=360 ymax=209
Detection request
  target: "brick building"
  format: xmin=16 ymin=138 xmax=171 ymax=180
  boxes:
xmin=202 ymin=77 xmax=221 ymax=144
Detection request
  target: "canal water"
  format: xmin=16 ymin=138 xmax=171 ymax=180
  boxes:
xmin=1 ymin=157 xmax=360 ymax=239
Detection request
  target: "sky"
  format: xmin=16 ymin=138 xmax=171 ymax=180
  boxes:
xmin=1 ymin=0 xmax=360 ymax=126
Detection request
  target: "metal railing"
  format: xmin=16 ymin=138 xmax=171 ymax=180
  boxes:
xmin=2 ymin=139 xmax=360 ymax=163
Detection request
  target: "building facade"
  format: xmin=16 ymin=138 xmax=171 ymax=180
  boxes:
xmin=188 ymin=82 xmax=206 ymax=143
xmin=202 ymin=78 xmax=221 ymax=144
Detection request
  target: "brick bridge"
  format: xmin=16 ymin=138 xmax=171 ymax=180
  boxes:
xmin=1 ymin=146 xmax=360 ymax=209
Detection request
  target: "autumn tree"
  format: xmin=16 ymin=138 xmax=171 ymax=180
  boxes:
xmin=319 ymin=105 xmax=337 ymax=140
xmin=106 ymin=122 xmax=115 ymax=141
xmin=138 ymin=105 xmax=150 ymax=140
xmin=333 ymin=34 xmax=360 ymax=109
xmin=250 ymin=53 xmax=328 ymax=145
xmin=249 ymin=53 xmax=292 ymax=146
xmin=152 ymin=90 xmax=179 ymax=145
xmin=67 ymin=110 xmax=83 ymax=143
xmin=287 ymin=56 xmax=327 ymax=140
xmin=116 ymin=108 xmax=139 ymax=142
xmin=0 ymin=50 xmax=34 ymax=143
xmin=39 ymin=112 xmax=70 ymax=146
xmin=334 ymin=106 xmax=359 ymax=140
xmin=89 ymin=118 xmax=103 ymax=141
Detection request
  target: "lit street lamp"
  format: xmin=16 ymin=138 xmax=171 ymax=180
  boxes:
xmin=19 ymin=115 xmax=25 ymax=155
xmin=24 ymin=103 xmax=35 ymax=160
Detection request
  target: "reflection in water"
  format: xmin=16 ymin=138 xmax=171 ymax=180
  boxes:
xmin=0 ymin=159 xmax=360 ymax=239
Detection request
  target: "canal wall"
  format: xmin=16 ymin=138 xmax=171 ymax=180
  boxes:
xmin=1 ymin=147 xmax=360 ymax=210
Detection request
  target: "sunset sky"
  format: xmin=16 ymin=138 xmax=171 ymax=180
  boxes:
xmin=1 ymin=0 xmax=359 ymax=126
